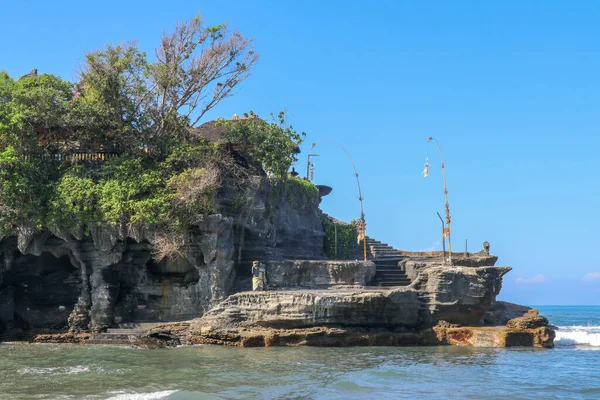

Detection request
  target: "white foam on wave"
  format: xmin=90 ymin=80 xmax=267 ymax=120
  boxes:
xmin=555 ymin=326 xmax=600 ymax=347
xmin=18 ymin=365 xmax=93 ymax=375
xmin=104 ymin=390 xmax=178 ymax=400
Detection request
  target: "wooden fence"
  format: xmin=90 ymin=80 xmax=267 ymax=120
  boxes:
xmin=35 ymin=152 xmax=120 ymax=163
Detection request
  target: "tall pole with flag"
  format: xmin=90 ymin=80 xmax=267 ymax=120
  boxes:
xmin=424 ymin=137 xmax=452 ymax=262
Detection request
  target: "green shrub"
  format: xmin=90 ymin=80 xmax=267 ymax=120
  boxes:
xmin=285 ymin=176 xmax=318 ymax=206
xmin=323 ymin=218 xmax=357 ymax=260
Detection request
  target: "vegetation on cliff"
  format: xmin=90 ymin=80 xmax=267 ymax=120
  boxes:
xmin=0 ymin=14 xmax=312 ymax=259
xmin=323 ymin=218 xmax=358 ymax=259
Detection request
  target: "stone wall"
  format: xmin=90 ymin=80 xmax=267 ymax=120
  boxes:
xmin=263 ymin=260 xmax=375 ymax=289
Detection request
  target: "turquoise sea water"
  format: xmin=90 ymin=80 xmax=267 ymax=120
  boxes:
xmin=0 ymin=306 xmax=599 ymax=400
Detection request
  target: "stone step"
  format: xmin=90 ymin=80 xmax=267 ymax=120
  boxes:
xmin=375 ymin=274 xmax=409 ymax=280
xmin=375 ymin=270 xmax=405 ymax=274
xmin=374 ymin=282 xmax=411 ymax=287
xmin=375 ymin=269 xmax=407 ymax=274
xmin=374 ymin=278 xmax=411 ymax=283
xmin=373 ymin=275 xmax=410 ymax=280
xmin=374 ymin=262 xmax=403 ymax=267
xmin=374 ymin=277 xmax=410 ymax=282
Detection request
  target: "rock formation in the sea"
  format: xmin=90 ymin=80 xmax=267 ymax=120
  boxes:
xmin=0 ymin=123 xmax=554 ymax=348
xmin=146 ymin=270 xmax=549 ymax=348
xmin=139 ymin=264 xmax=554 ymax=349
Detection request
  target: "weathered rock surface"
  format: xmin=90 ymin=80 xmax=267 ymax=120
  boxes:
xmin=411 ymin=265 xmax=511 ymax=326
xmin=402 ymin=255 xmax=498 ymax=281
xmin=483 ymin=301 xmax=534 ymax=326
xmin=506 ymin=309 xmax=549 ymax=330
xmin=150 ymin=262 xmax=554 ymax=349
xmin=147 ymin=317 xmax=554 ymax=349
xmin=263 ymin=260 xmax=375 ymax=289
xmin=191 ymin=265 xmax=510 ymax=331
xmin=195 ymin=289 xmax=421 ymax=330
xmin=434 ymin=324 xmax=555 ymax=348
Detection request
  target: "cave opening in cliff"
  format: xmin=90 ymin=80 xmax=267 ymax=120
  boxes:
xmin=1 ymin=251 xmax=80 ymax=332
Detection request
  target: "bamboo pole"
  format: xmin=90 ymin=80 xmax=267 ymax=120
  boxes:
xmin=428 ymin=136 xmax=452 ymax=261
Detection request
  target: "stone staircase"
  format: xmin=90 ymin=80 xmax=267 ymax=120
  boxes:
xmin=365 ymin=237 xmax=404 ymax=258
xmin=370 ymin=257 xmax=411 ymax=287
xmin=322 ymin=214 xmax=411 ymax=287
xmin=364 ymin=238 xmax=411 ymax=287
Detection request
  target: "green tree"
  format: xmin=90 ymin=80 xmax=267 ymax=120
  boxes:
xmin=220 ymin=111 xmax=305 ymax=179
xmin=76 ymin=44 xmax=151 ymax=153
xmin=1 ymin=73 xmax=73 ymax=154
xmin=75 ymin=13 xmax=259 ymax=156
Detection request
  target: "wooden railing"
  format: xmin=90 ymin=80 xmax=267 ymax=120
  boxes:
xmin=37 ymin=152 xmax=120 ymax=163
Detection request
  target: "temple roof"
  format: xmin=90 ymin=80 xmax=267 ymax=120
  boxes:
xmin=190 ymin=117 xmax=301 ymax=153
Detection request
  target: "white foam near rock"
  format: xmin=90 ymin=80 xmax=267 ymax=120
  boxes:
xmin=555 ymin=326 xmax=600 ymax=347
xmin=104 ymin=390 xmax=179 ymax=400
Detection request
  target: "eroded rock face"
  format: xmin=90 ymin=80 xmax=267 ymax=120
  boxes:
xmin=196 ymin=289 xmax=421 ymax=330
xmin=166 ymin=264 xmax=553 ymax=349
xmin=188 ymin=264 xmax=512 ymax=335
xmin=433 ymin=324 xmax=555 ymax=348
xmin=171 ymin=324 xmax=555 ymax=348
xmin=412 ymin=265 xmax=511 ymax=326
xmin=483 ymin=301 xmax=533 ymax=326
xmin=506 ymin=309 xmax=549 ymax=330
xmin=164 ymin=262 xmax=553 ymax=348
xmin=224 ymin=177 xmax=326 ymax=263
xmin=402 ymin=255 xmax=499 ymax=281
xmin=0 ymin=215 xmax=236 ymax=337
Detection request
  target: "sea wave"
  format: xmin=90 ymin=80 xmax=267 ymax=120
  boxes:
xmin=555 ymin=326 xmax=600 ymax=347
xmin=18 ymin=365 xmax=93 ymax=375
xmin=104 ymin=390 xmax=178 ymax=400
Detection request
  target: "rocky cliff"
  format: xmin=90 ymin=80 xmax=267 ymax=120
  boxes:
xmin=0 ymin=177 xmax=326 ymax=339
xmin=0 ymin=172 xmax=555 ymax=349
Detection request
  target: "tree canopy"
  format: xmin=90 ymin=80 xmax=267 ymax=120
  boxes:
xmin=0 ymin=14 xmax=311 ymax=260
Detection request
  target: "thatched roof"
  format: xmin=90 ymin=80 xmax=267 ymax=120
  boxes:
xmin=190 ymin=117 xmax=300 ymax=154
xmin=190 ymin=120 xmax=232 ymax=143
xmin=190 ymin=117 xmax=255 ymax=143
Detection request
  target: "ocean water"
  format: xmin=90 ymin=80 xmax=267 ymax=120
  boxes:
xmin=0 ymin=306 xmax=599 ymax=400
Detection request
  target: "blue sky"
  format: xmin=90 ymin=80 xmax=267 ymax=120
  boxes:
xmin=2 ymin=1 xmax=600 ymax=305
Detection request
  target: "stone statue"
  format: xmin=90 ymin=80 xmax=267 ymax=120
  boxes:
xmin=252 ymin=261 xmax=267 ymax=291
xmin=20 ymin=68 xmax=37 ymax=79
xmin=483 ymin=241 xmax=490 ymax=256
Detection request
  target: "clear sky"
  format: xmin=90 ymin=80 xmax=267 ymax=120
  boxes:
xmin=2 ymin=1 xmax=600 ymax=305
